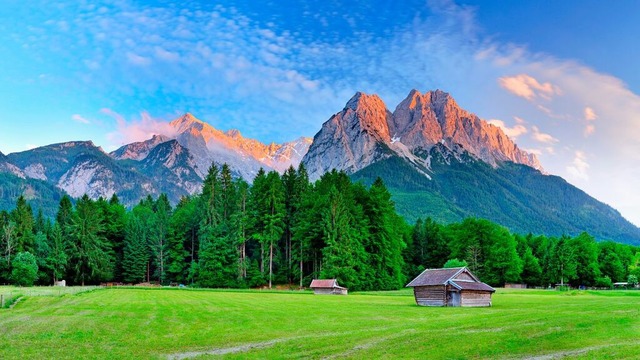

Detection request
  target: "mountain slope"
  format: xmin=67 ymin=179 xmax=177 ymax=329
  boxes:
xmin=168 ymin=113 xmax=311 ymax=179
xmin=0 ymin=172 xmax=67 ymax=217
xmin=352 ymin=152 xmax=640 ymax=244
xmin=7 ymin=141 xmax=158 ymax=205
xmin=302 ymin=89 xmax=541 ymax=180
xmin=305 ymin=89 xmax=640 ymax=244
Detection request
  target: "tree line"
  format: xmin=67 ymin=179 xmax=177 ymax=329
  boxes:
xmin=1 ymin=163 xmax=639 ymax=289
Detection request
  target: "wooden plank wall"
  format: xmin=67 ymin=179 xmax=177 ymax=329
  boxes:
xmin=413 ymin=286 xmax=446 ymax=306
xmin=461 ymin=291 xmax=492 ymax=307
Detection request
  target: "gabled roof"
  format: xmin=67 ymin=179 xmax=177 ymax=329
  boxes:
xmin=406 ymin=267 xmax=492 ymax=292
xmin=406 ymin=267 xmax=467 ymax=287
xmin=310 ymin=279 xmax=346 ymax=289
xmin=448 ymin=280 xmax=495 ymax=292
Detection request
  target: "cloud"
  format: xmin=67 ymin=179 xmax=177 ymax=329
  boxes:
xmin=566 ymin=151 xmax=589 ymax=181
xmin=71 ymin=114 xmax=90 ymax=124
xmin=584 ymin=124 xmax=595 ymax=137
xmin=11 ymin=0 xmax=640 ymax=224
xmin=126 ymin=52 xmax=152 ymax=66
xmin=531 ymin=126 xmax=559 ymax=144
xmin=100 ymin=108 xmax=126 ymax=126
xmin=488 ymin=119 xmax=527 ymax=139
xmin=498 ymin=74 xmax=561 ymax=101
xmin=105 ymin=111 xmax=179 ymax=147
xmin=584 ymin=107 xmax=597 ymax=121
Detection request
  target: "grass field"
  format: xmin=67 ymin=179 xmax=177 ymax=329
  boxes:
xmin=1 ymin=287 xmax=639 ymax=359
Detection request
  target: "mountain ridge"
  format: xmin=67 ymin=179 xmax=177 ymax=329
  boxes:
xmin=302 ymin=89 xmax=541 ymax=181
xmin=0 ymin=90 xmax=638 ymax=245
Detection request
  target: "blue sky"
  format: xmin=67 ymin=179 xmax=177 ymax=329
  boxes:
xmin=1 ymin=0 xmax=639 ymax=226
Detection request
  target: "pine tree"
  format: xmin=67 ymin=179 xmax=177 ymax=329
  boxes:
xmin=68 ymin=195 xmax=112 ymax=285
xmin=149 ymin=194 xmax=171 ymax=284
xmin=48 ymin=224 xmax=68 ymax=283
xmin=11 ymin=195 xmax=35 ymax=253
xmin=122 ymin=214 xmax=149 ymax=283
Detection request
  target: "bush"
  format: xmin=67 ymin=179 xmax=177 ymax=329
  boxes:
xmin=11 ymin=252 xmax=39 ymax=287
xmin=443 ymin=259 xmax=468 ymax=268
xmin=594 ymin=276 xmax=612 ymax=289
xmin=628 ymin=275 xmax=638 ymax=288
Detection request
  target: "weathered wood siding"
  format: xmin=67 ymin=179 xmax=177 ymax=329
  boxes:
xmin=460 ymin=291 xmax=492 ymax=307
xmin=313 ymin=288 xmax=335 ymax=295
xmin=413 ymin=285 xmax=446 ymax=306
xmin=313 ymin=288 xmax=347 ymax=295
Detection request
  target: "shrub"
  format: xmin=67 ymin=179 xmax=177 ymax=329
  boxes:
xmin=11 ymin=252 xmax=38 ymax=287
xmin=443 ymin=258 xmax=468 ymax=268
xmin=628 ymin=275 xmax=638 ymax=288
xmin=594 ymin=276 xmax=612 ymax=289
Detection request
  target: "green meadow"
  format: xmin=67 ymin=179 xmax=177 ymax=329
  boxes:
xmin=1 ymin=287 xmax=639 ymax=359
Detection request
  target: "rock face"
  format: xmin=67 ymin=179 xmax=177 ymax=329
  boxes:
xmin=8 ymin=141 xmax=158 ymax=204
xmin=168 ymin=113 xmax=312 ymax=179
xmin=0 ymin=113 xmax=313 ymax=208
xmin=303 ymin=92 xmax=395 ymax=180
xmin=0 ymin=151 xmax=25 ymax=179
xmin=111 ymin=135 xmax=170 ymax=161
xmin=303 ymin=89 xmax=541 ymax=180
xmin=138 ymin=140 xmax=203 ymax=195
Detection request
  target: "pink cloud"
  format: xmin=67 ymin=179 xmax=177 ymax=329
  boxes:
xmin=105 ymin=111 xmax=179 ymax=147
xmin=498 ymin=74 xmax=561 ymax=101
xmin=584 ymin=107 xmax=597 ymax=121
xmin=531 ymin=125 xmax=559 ymax=144
xmin=488 ymin=119 xmax=527 ymax=139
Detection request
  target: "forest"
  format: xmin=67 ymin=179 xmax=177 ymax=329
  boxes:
xmin=1 ymin=163 xmax=639 ymax=290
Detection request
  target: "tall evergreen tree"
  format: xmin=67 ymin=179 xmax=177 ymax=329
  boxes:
xmin=11 ymin=195 xmax=35 ymax=253
xmin=121 ymin=214 xmax=149 ymax=283
xmin=47 ymin=224 xmax=68 ymax=283
xmin=68 ymin=195 xmax=112 ymax=285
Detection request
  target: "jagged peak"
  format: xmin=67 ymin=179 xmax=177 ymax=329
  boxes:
xmin=345 ymin=91 xmax=386 ymax=111
xmin=226 ymin=129 xmax=242 ymax=138
xmin=170 ymin=112 xmax=208 ymax=129
xmin=150 ymin=134 xmax=170 ymax=142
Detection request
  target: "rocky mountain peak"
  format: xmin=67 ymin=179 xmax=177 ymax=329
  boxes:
xmin=226 ymin=129 xmax=242 ymax=138
xmin=303 ymin=89 xmax=543 ymax=179
xmin=110 ymin=134 xmax=170 ymax=161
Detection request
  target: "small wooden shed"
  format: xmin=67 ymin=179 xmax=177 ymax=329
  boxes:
xmin=309 ymin=279 xmax=348 ymax=295
xmin=406 ymin=267 xmax=494 ymax=307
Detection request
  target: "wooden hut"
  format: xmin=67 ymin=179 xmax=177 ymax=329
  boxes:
xmin=406 ymin=267 xmax=494 ymax=307
xmin=309 ymin=279 xmax=348 ymax=295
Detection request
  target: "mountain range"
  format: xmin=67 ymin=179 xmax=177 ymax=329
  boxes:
xmin=1 ymin=90 xmax=639 ymax=245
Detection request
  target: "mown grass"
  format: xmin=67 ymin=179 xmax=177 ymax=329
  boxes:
xmin=1 ymin=287 xmax=639 ymax=359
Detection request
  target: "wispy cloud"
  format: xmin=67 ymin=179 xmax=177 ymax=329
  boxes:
xmin=531 ymin=126 xmax=559 ymax=144
xmin=488 ymin=119 xmax=527 ymax=139
xmin=9 ymin=0 xmax=640 ymax=224
xmin=567 ymin=151 xmax=590 ymax=181
xmin=71 ymin=114 xmax=90 ymax=124
xmin=498 ymin=74 xmax=561 ymax=101
xmin=105 ymin=111 xmax=179 ymax=148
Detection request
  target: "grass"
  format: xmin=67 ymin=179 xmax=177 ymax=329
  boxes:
xmin=1 ymin=287 xmax=639 ymax=359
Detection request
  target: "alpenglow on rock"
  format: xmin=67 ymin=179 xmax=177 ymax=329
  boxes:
xmin=302 ymin=89 xmax=542 ymax=180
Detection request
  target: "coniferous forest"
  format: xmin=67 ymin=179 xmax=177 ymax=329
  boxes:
xmin=1 ymin=163 xmax=639 ymax=290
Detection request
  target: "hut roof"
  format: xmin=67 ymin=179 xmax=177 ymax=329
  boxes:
xmin=406 ymin=267 xmax=471 ymax=287
xmin=310 ymin=279 xmax=346 ymax=289
xmin=406 ymin=267 xmax=494 ymax=292
xmin=449 ymin=280 xmax=495 ymax=292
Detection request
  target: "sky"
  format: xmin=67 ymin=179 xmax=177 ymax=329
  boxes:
xmin=0 ymin=0 xmax=639 ymax=226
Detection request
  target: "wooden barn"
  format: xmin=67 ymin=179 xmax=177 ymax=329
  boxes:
xmin=309 ymin=279 xmax=348 ymax=295
xmin=406 ymin=267 xmax=495 ymax=307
